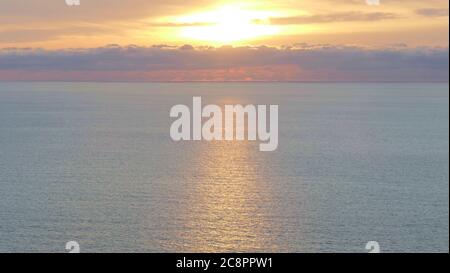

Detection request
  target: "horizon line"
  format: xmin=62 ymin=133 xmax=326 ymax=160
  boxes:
xmin=0 ymin=80 xmax=448 ymax=84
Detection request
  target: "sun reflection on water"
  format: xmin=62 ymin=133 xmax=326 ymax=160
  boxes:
xmin=176 ymin=140 xmax=281 ymax=252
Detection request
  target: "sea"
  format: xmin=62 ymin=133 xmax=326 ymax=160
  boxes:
xmin=0 ymin=82 xmax=448 ymax=252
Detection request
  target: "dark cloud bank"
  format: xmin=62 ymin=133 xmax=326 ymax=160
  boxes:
xmin=0 ymin=44 xmax=448 ymax=82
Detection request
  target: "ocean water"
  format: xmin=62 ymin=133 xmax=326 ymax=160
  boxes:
xmin=0 ymin=82 xmax=448 ymax=253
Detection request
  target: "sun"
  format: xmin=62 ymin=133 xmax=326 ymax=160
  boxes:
xmin=176 ymin=5 xmax=280 ymax=44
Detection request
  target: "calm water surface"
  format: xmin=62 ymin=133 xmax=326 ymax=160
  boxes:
xmin=0 ymin=82 xmax=448 ymax=252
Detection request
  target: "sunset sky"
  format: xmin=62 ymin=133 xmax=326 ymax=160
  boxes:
xmin=0 ymin=0 xmax=448 ymax=81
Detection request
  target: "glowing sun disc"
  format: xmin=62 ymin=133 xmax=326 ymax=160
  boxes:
xmin=177 ymin=6 xmax=280 ymax=43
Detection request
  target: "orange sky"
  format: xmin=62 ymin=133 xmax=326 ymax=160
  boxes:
xmin=0 ymin=0 xmax=448 ymax=49
xmin=0 ymin=0 xmax=448 ymax=82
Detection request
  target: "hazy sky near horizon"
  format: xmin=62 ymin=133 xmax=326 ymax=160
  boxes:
xmin=0 ymin=0 xmax=448 ymax=81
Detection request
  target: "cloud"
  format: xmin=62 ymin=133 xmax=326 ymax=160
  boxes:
xmin=0 ymin=25 xmax=118 ymax=43
xmin=416 ymin=8 xmax=449 ymax=17
xmin=0 ymin=0 xmax=211 ymax=24
xmin=258 ymin=11 xmax=400 ymax=25
xmin=0 ymin=44 xmax=448 ymax=82
xmin=145 ymin=22 xmax=216 ymax=28
xmin=178 ymin=44 xmax=195 ymax=50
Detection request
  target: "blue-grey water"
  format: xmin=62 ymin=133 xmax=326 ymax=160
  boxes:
xmin=0 ymin=82 xmax=448 ymax=253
